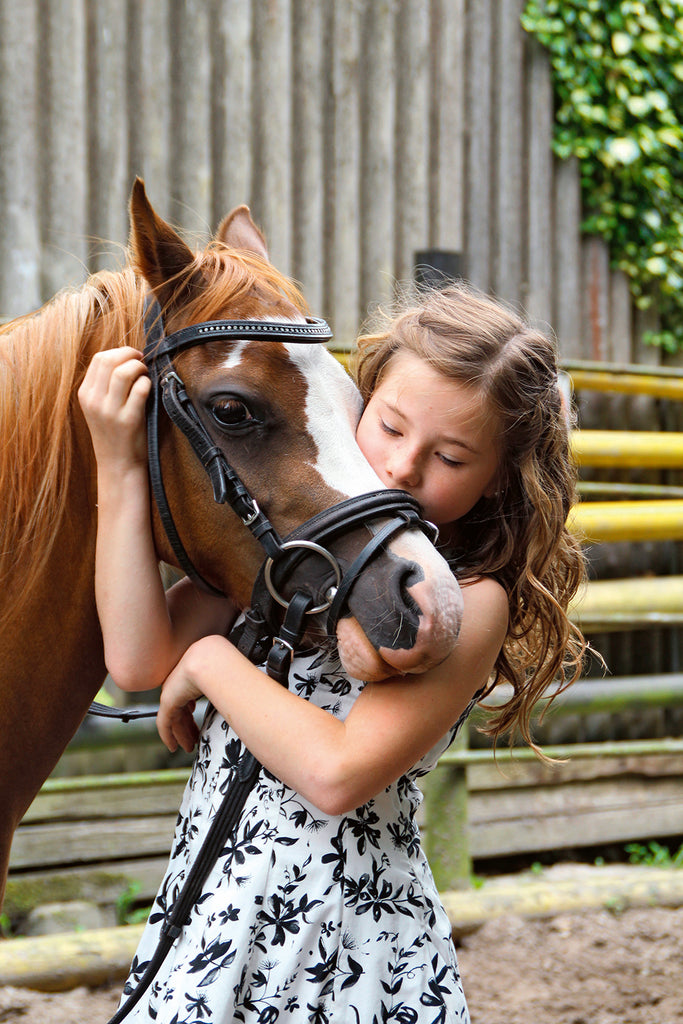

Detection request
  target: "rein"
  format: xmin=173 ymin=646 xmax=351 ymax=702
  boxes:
xmin=99 ymin=298 xmax=437 ymax=1022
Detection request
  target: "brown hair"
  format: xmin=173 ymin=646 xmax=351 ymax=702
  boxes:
xmin=355 ymin=282 xmax=588 ymax=750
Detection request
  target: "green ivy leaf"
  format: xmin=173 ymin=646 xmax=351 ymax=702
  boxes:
xmin=522 ymin=0 xmax=683 ymax=351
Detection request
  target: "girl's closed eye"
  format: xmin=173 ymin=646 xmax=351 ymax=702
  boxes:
xmin=380 ymin=418 xmax=401 ymax=436
xmin=439 ymin=453 xmax=463 ymax=468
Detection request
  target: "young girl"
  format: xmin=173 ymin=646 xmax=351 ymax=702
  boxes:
xmin=79 ymin=282 xmax=587 ymax=1024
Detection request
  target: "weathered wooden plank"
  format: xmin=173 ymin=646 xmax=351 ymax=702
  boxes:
xmin=553 ymin=158 xmax=583 ymax=357
xmin=211 ymin=0 xmax=253 ymax=225
xmin=493 ymin=0 xmax=524 ymax=304
xmin=0 ymin=923 xmax=146 ymax=992
xmin=4 ymin=857 xmax=169 ymax=919
xmin=468 ymin=776 xmax=683 ymax=857
xmin=394 ymin=0 xmax=430 ymax=282
xmin=86 ymin=0 xmax=129 ymax=268
xmin=467 ymin=753 xmax=683 ymax=792
xmin=525 ymin=14 xmax=554 ymax=325
xmin=20 ymin=773 xmax=189 ymax=824
xmin=582 ymin=236 xmax=611 ymax=362
xmin=126 ymin=0 xmax=170 ymax=206
xmin=465 ymin=0 xmax=493 ymax=289
xmin=0 ymin=0 xmax=41 ymax=315
xmin=292 ymin=0 xmax=325 ymax=314
xmin=359 ymin=0 xmax=396 ymax=317
xmin=328 ymin=1 xmax=361 ymax=347
xmin=168 ymin=0 xmax=212 ymax=237
xmin=251 ymin=0 xmax=292 ymax=272
xmin=10 ymin=816 xmax=176 ymax=871
xmin=431 ymin=0 xmax=466 ymax=253
xmin=38 ymin=0 xmax=89 ymax=298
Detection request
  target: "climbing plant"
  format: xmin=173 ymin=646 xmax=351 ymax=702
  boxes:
xmin=521 ymin=0 xmax=683 ymax=352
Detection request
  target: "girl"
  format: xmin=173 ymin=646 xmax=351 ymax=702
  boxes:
xmin=79 ymin=282 xmax=587 ymax=1024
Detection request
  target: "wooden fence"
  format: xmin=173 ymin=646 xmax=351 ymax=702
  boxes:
xmin=7 ymin=674 xmax=683 ymax=922
xmin=0 ymin=0 xmax=669 ymax=363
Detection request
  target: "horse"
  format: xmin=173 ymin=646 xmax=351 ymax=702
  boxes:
xmin=0 ymin=178 xmax=463 ymax=907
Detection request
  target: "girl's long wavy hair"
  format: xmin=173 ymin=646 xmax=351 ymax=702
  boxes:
xmin=355 ymin=282 xmax=588 ymax=750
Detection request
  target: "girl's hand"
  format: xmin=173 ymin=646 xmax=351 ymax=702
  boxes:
xmin=157 ymin=647 xmax=205 ymax=753
xmin=78 ymin=347 xmax=151 ymax=469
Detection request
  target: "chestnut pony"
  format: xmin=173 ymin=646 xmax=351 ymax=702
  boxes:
xmin=0 ymin=180 xmax=462 ymax=905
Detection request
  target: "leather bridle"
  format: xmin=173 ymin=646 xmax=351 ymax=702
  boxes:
xmin=142 ymin=295 xmax=438 ymax=646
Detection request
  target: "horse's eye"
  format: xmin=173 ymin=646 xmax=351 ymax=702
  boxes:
xmin=211 ymin=399 xmax=253 ymax=427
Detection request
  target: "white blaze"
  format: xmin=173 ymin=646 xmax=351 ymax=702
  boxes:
xmin=286 ymin=344 xmax=384 ymax=497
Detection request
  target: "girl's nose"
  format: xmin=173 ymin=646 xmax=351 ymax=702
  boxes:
xmin=386 ymin=446 xmax=421 ymax=488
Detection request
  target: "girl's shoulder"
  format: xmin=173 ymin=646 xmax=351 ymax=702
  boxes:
xmin=457 ymin=574 xmax=510 ymax=635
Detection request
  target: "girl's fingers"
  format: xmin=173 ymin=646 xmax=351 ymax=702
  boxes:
xmin=157 ymin=707 xmax=198 ymax=754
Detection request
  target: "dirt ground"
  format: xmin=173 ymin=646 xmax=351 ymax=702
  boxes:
xmin=0 ymin=904 xmax=681 ymax=1023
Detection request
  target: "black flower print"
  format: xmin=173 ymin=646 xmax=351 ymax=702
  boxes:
xmin=116 ymin=646 xmax=470 ymax=1023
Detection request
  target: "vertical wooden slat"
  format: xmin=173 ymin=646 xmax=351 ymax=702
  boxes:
xmin=127 ymin=0 xmax=171 ymax=211
xmin=430 ymin=0 xmax=466 ymax=254
xmin=525 ymin=23 xmax=554 ymax=326
xmin=465 ymin=0 xmax=493 ymax=289
xmin=292 ymin=0 xmax=325 ymax=314
xmin=168 ymin=0 xmax=212 ymax=239
xmin=493 ymin=0 xmax=524 ymax=305
xmin=87 ymin=0 xmax=129 ymax=269
xmin=328 ymin=1 xmax=361 ymax=347
xmin=251 ymin=0 xmax=293 ymax=273
xmin=553 ymin=158 xmax=583 ymax=357
xmin=582 ymin=236 xmax=611 ymax=362
xmin=211 ymin=0 xmax=253 ymax=226
xmin=0 ymin=0 xmax=41 ymax=316
xmin=394 ymin=0 xmax=430 ymax=283
xmin=359 ymin=0 xmax=396 ymax=319
xmin=38 ymin=0 xmax=89 ymax=299
xmin=609 ymin=271 xmax=633 ymax=365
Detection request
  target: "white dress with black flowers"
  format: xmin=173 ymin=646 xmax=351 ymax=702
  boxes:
xmin=119 ymin=647 xmax=472 ymax=1024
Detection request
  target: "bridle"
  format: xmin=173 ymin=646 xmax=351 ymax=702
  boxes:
xmin=142 ymin=295 xmax=438 ymax=647
xmin=101 ymin=297 xmax=439 ymax=1023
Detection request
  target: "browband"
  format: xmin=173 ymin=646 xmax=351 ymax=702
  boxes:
xmin=143 ymin=315 xmax=333 ymax=362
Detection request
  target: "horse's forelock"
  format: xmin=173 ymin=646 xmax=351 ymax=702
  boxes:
xmin=168 ymin=245 xmax=309 ymax=329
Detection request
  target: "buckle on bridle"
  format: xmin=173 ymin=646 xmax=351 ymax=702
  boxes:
xmin=240 ymin=497 xmax=261 ymax=528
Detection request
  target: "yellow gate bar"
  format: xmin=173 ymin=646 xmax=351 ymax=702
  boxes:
xmin=569 ymin=500 xmax=683 ymax=543
xmin=567 ymin=369 xmax=683 ymax=401
xmin=569 ymin=576 xmax=683 ymax=631
xmin=572 ymin=430 xmax=683 ymax=468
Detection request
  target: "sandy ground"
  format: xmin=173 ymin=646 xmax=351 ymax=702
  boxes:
xmin=0 ymin=902 xmax=681 ymax=1023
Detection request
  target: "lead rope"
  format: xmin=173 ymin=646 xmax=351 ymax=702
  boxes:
xmin=104 ymin=591 xmax=313 ymax=1024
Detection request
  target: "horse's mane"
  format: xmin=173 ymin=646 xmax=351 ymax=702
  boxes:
xmin=0 ymin=243 xmax=307 ymax=629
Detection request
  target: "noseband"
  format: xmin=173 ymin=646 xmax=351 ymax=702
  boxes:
xmin=142 ymin=296 xmax=438 ymax=646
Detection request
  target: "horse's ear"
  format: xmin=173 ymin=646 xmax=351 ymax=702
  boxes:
xmin=128 ymin=177 xmax=198 ymax=308
xmin=216 ymin=205 xmax=269 ymax=261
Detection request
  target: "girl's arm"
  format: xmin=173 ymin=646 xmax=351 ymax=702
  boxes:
xmin=157 ymin=575 xmax=509 ymax=814
xmin=78 ymin=348 xmax=235 ymax=691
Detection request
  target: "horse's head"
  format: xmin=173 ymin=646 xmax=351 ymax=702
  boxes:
xmin=129 ymin=180 xmax=463 ymax=681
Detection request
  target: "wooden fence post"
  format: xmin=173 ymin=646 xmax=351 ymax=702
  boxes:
xmin=422 ymin=730 xmax=471 ymax=891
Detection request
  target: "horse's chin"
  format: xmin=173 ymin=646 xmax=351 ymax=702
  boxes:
xmin=335 ymin=616 xmax=459 ymax=682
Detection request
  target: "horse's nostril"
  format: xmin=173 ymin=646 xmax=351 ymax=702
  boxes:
xmin=398 ymin=564 xmax=423 ymax=603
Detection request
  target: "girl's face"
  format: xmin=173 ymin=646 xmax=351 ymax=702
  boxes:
xmin=356 ymin=351 xmax=501 ymax=537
